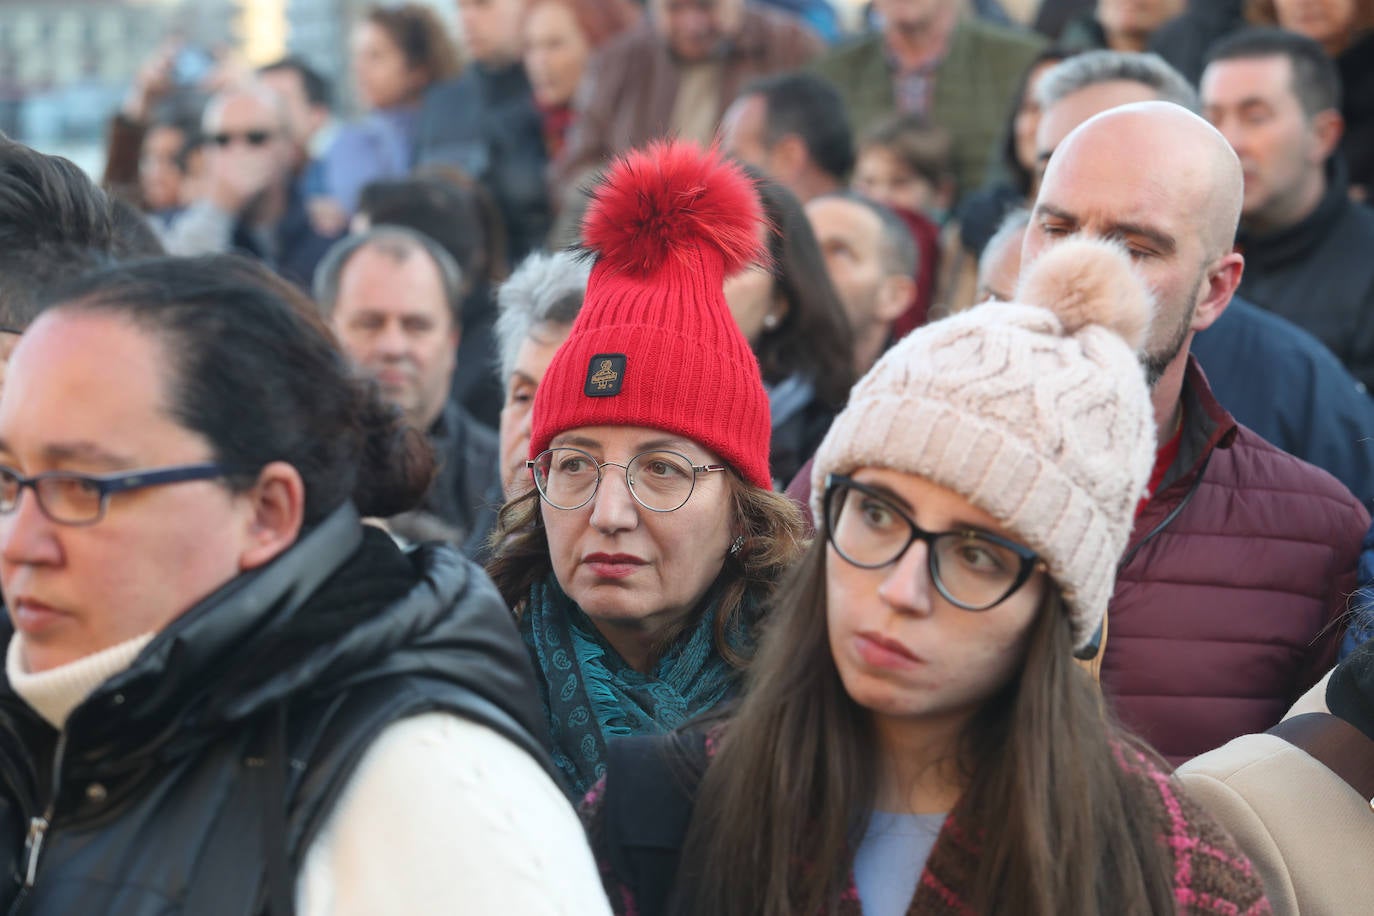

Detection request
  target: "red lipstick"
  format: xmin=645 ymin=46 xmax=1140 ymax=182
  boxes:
xmin=583 ymin=553 xmax=647 ymax=580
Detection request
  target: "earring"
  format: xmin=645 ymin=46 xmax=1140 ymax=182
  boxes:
xmin=762 ymin=312 xmax=780 ymax=331
xmin=729 ymin=535 xmax=745 ymax=557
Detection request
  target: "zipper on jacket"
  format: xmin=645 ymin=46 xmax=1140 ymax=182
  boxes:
xmin=20 ymin=732 xmax=66 ymax=891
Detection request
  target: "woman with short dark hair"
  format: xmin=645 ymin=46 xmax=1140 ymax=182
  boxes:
xmin=0 ymin=255 xmax=609 ymax=913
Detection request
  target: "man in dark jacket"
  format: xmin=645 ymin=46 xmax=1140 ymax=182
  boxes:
xmin=0 ymin=255 xmax=602 ymax=911
xmin=1028 ymin=93 xmax=1369 ymax=764
xmin=1203 ymin=28 xmax=1374 ymax=391
xmin=315 ymin=227 xmax=499 ymax=555
xmin=414 ymin=0 xmax=549 ymax=260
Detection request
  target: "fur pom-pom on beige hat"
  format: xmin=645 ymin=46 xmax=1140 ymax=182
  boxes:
xmin=811 ymin=237 xmax=1157 ymax=649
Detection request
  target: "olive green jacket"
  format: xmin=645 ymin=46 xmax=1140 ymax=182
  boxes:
xmin=814 ymin=18 xmax=1044 ymax=199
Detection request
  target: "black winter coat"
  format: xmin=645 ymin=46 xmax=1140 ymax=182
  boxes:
xmin=414 ymin=65 xmax=552 ymax=263
xmin=1192 ymin=296 xmax=1374 ymax=508
xmin=0 ymin=503 xmax=549 ymax=915
xmin=1237 ymin=160 xmax=1374 ymax=391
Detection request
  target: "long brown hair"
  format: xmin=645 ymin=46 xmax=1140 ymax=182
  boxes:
xmin=670 ymin=539 xmax=1177 ymax=916
xmin=485 ymin=473 xmax=806 ymax=667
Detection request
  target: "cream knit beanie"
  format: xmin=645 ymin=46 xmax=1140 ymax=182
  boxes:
xmin=811 ymin=237 xmax=1157 ymax=649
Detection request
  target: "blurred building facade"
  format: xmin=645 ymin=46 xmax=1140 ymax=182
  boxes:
xmin=0 ymin=0 xmax=236 ymax=156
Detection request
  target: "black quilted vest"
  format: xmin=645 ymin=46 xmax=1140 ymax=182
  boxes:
xmin=0 ymin=504 xmax=552 ymax=915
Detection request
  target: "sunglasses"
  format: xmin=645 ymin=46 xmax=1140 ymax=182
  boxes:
xmin=209 ymin=130 xmax=275 ymax=148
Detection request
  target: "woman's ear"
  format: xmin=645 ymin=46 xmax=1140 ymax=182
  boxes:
xmin=238 ymin=460 xmax=306 ymax=571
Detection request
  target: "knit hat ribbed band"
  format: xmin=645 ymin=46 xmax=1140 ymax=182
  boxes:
xmin=530 ymin=141 xmax=772 ymax=489
xmin=811 ymin=238 xmax=1157 ymax=648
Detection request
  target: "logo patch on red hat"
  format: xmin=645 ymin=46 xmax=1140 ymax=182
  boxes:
xmin=585 ymin=354 xmax=626 ymax=397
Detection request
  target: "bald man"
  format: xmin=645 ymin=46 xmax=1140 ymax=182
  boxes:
xmin=1029 ymin=52 xmax=1374 ymax=516
xmin=1025 ymin=97 xmax=1368 ymax=764
xmin=1031 ymin=102 xmax=1244 ymax=413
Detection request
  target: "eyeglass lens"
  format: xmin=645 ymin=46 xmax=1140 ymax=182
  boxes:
xmin=531 ymin=448 xmax=699 ymax=512
xmin=827 ymin=483 xmax=1027 ymax=610
xmin=0 ymin=470 xmax=104 ymax=525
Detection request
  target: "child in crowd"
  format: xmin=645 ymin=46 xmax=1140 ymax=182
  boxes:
xmin=851 ymin=114 xmax=956 ymax=225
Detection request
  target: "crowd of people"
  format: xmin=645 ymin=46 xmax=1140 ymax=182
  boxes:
xmin=0 ymin=0 xmax=1371 ymax=913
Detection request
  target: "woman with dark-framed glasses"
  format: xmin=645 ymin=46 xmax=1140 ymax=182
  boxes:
xmin=581 ymin=239 xmax=1272 ymax=916
xmin=0 ymin=255 xmax=611 ymax=914
xmin=485 ymin=141 xmax=806 ymax=799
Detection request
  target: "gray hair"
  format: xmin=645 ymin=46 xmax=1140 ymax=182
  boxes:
xmin=1036 ymin=51 xmax=1200 ymax=114
xmin=313 ymin=225 xmax=465 ymax=327
xmin=983 ymin=211 xmax=1027 ymax=271
xmin=979 ymin=207 xmax=1031 ymax=282
xmin=494 ymin=250 xmax=591 ymax=382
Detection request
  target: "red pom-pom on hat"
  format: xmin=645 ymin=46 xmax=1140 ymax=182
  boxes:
xmin=582 ymin=140 xmax=766 ymax=279
xmin=530 ymin=141 xmax=774 ymax=490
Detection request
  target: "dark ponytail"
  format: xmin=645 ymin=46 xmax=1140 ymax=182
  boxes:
xmin=46 ymin=254 xmax=435 ymax=524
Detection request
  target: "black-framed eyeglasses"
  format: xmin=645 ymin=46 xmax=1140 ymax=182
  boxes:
xmin=527 ymin=447 xmax=727 ymax=513
xmin=0 ymin=462 xmax=235 ymax=526
xmin=824 ymin=474 xmax=1043 ymax=611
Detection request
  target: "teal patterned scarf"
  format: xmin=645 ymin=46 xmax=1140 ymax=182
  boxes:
xmin=519 ymin=573 xmax=752 ymax=799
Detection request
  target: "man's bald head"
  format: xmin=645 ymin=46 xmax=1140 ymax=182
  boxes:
xmin=1050 ymin=102 xmax=1243 ymax=257
xmin=1026 ymin=100 xmax=1246 ymax=406
xmin=1037 ymin=80 xmax=1161 ymax=166
xmin=1034 ymin=50 xmax=1201 ymax=200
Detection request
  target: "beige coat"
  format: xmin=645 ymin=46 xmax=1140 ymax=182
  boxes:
xmin=1177 ymin=730 xmax=1374 ymax=916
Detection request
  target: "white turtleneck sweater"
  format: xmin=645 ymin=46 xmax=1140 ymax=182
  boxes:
xmin=7 ymin=635 xmax=611 ymax=915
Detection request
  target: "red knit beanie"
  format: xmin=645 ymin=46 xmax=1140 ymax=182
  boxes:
xmin=529 ymin=141 xmax=773 ymax=489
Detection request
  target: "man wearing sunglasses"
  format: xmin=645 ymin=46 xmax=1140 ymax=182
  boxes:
xmin=162 ymin=84 xmax=340 ymax=289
